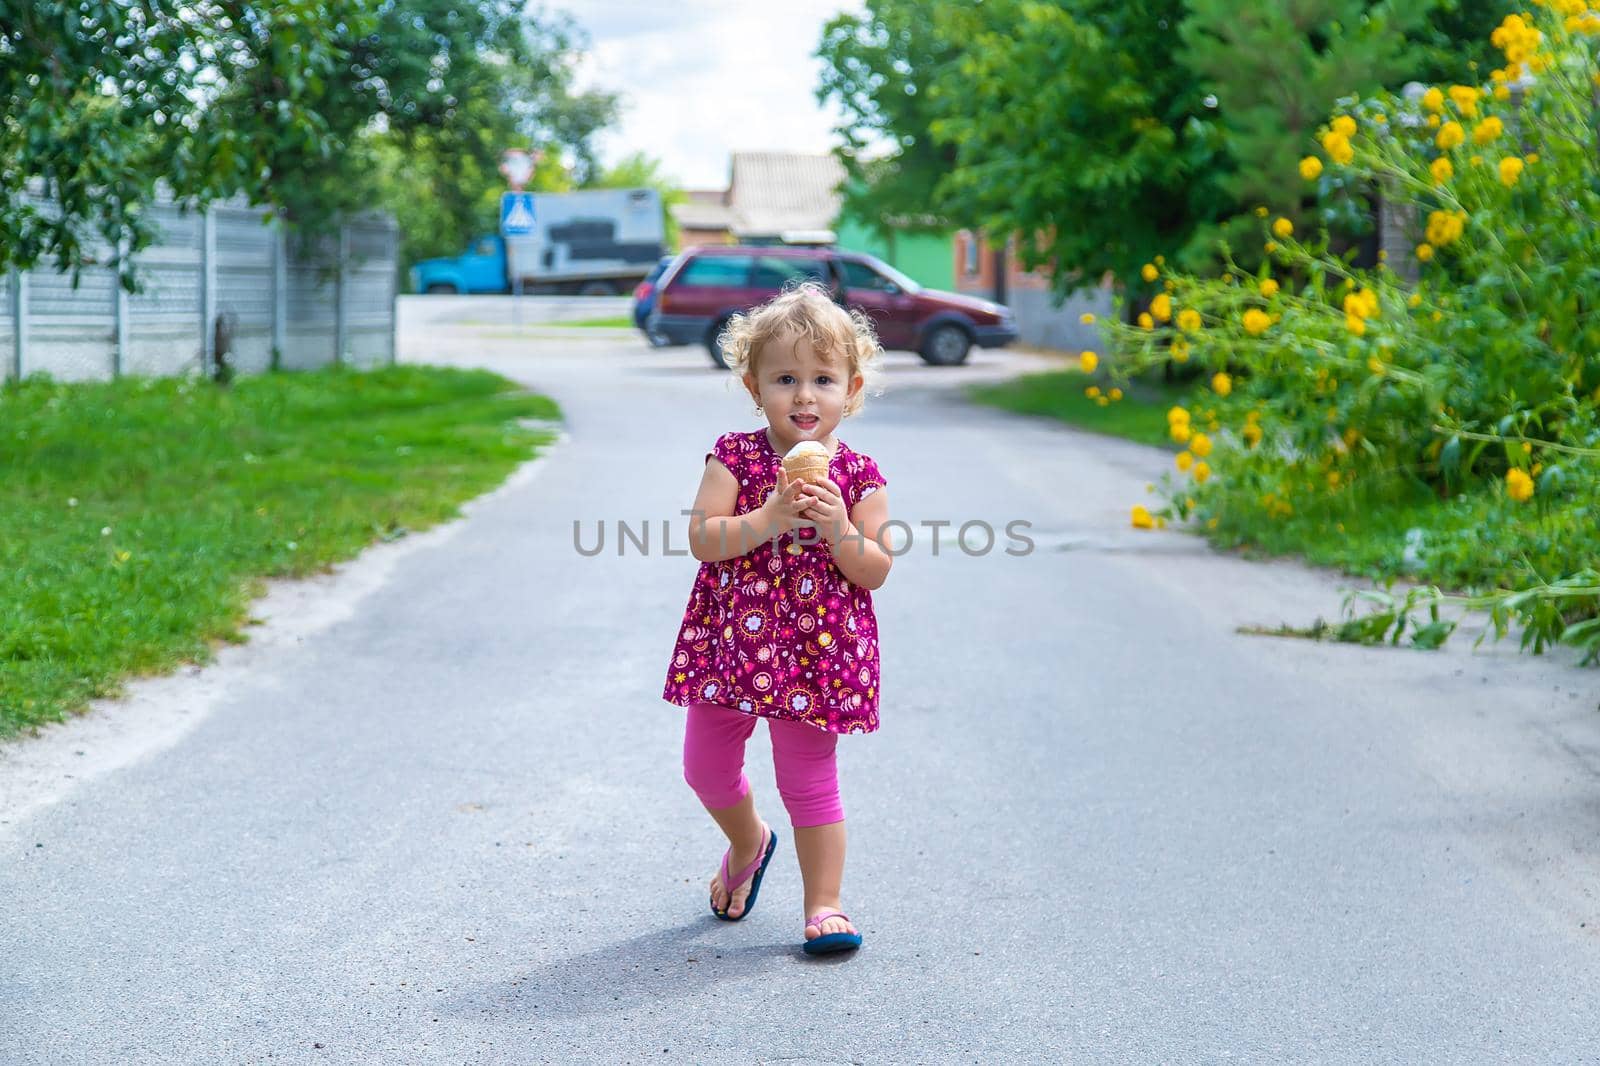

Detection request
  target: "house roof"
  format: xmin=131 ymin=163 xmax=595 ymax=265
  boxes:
xmin=669 ymin=152 xmax=845 ymax=238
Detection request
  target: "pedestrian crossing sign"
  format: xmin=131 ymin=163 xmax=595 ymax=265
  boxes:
xmin=500 ymin=193 xmax=536 ymax=236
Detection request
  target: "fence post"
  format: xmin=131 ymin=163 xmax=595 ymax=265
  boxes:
xmin=271 ymin=216 xmax=287 ymax=370
xmin=389 ymin=221 xmax=399 ymax=366
xmin=9 ymin=270 xmax=26 ymax=380
xmin=334 ymin=222 xmax=349 ymax=366
xmin=113 ymin=236 xmax=130 ymax=377
xmin=200 ymin=207 xmax=217 ymax=374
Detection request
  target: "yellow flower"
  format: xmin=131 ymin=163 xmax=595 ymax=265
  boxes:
xmin=1242 ymin=309 xmax=1271 ymax=336
xmin=1189 ymin=433 xmax=1213 ymax=458
xmin=1474 ymin=115 xmax=1504 ymax=145
xmin=1177 ymin=308 xmax=1203 ymax=332
xmin=1212 ymin=372 xmax=1233 ymax=397
xmin=1264 ymin=241 xmax=1278 ymax=254
xmin=1085 ymin=385 xmax=1101 ymax=398
xmin=1254 ymin=206 xmax=1269 ymax=218
xmin=1498 ymin=156 xmax=1524 ymax=186
xmin=1505 ymin=467 xmax=1535 ymax=502
xmin=1096 ymin=396 xmax=1110 ymax=406
xmin=1447 ymin=85 xmax=1480 ymax=117
xmin=1436 ymin=121 xmax=1465 ymax=150
xmin=1141 ymin=263 xmax=1158 ymax=283
xmin=1139 ymin=312 xmax=1154 ymax=330
xmin=1367 ymin=355 xmax=1387 ymax=375
xmin=1425 ymin=209 xmax=1466 ymax=246
xmin=1299 ymin=156 xmax=1324 ymax=180
xmin=1408 ymin=292 xmax=1424 ymax=308
xmin=1426 ymin=114 xmax=1441 ymax=129
xmin=1192 ymin=461 xmax=1212 ymax=484
xmin=1242 ymin=422 xmax=1263 ymax=448
xmin=1176 ymin=450 xmax=1194 ymax=472
xmin=1170 ymin=338 xmax=1190 ymax=363
xmin=1422 ymin=87 xmax=1445 ymax=111
xmin=1430 ymin=156 xmax=1453 ymax=183
xmin=1416 ymin=242 xmax=1435 ymax=262
xmin=1525 ymin=152 xmax=1539 ymax=164
xmin=1346 ymin=314 xmax=1367 ymax=336
xmin=1260 ymin=278 xmax=1279 ymax=298
xmin=1322 ymin=131 xmax=1355 ymax=165
xmin=1080 ymin=312 xmax=1096 ymax=325
xmin=1272 ymin=217 xmax=1294 ymax=239
xmin=1170 ymin=422 xmax=1191 ymax=444
xmin=1131 ymin=505 xmax=1155 ymax=529
xmin=1167 ymin=405 xmax=1190 ymax=425
xmin=1494 ymin=84 xmax=1512 ymax=101
xmin=1330 ymin=115 xmax=1357 ymax=137
xmin=1080 ymin=350 xmax=1099 ymax=373
xmin=1108 ymin=387 xmax=1123 ymax=401
xmin=1150 ymin=293 xmax=1173 ymax=322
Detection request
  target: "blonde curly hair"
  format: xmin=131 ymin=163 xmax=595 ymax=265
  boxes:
xmin=718 ymin=282 xmax=884 ymax=417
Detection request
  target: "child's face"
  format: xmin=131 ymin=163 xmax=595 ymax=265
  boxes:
xmin=744 ymin=331 xmax=864 ymax=450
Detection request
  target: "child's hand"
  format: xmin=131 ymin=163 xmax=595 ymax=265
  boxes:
xmin=800 ymin=478 xmax=851 ymax=545
xmin=763 ymin=466 xmax=816 ymax=533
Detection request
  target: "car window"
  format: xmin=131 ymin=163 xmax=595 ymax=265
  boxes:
xmin=674 ymin=256 xmax=752 ymax=287
xmin=750 ymin=256 xmax=832 ymax=290
xmin=840 ymin=259 xmax=895 ymax=292
xmin=474 ymin=239 xmax=497 ymax=257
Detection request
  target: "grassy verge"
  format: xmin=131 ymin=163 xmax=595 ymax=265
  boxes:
xmin=555 ymin=315 xmax=634 ymax=328
xmin=970 ymin=366 xmax=1594 ymax=608
xmin=1 ymin=365 xmax=561 ymax=737
xmin=968 ymin=366 xmax=1194 ymax=447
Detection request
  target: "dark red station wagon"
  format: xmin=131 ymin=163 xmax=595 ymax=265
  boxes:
xmin=647 ymin=245 xmax=1018 ymax=367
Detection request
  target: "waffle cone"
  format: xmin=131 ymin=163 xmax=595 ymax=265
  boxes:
xmin=782 ymin=455 xmax=830 ymax=485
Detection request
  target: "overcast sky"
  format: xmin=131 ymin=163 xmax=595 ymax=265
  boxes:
xmin=564 ymin=0 xmax=865 ymax=189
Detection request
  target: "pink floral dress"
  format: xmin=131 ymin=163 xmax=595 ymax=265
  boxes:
xmin=663 ymin=429 xmax=888 ymax=734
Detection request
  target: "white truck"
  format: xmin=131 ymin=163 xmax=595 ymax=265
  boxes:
xmin=411 ymin=187 xmax=666 ymax=296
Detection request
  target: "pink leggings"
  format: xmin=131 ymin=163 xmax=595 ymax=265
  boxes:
xmin=682 ymin=701 xmax=844 ymax=828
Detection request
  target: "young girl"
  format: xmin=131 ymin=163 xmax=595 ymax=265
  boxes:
xmin=662 ymin=283 xmax=893 ymax=956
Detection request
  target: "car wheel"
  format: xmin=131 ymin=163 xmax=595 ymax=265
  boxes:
xmin=706 ymin=318 xmax=732 ymax=368
xmin=578 ymin=280 xmax=618 ymax=296
xmin=920 ymin=323 xmax=972 ymax=366
xmin=424 ymin=283 xmax=457 ymax=295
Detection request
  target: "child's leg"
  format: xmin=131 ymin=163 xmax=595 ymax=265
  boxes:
xmin=769 ymin=720 xmax=856 ymax=940
xmin=682 ymin=701 xmax=767 ymax=917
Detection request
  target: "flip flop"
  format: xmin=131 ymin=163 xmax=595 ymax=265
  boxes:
xmin=802 ymin=911 xmax=863 ymax=955
xmin=709 ymin=824 xmax=778 ymax=921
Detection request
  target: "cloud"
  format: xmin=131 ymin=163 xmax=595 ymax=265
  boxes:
xmin=565 ymin=0 xmax=863 ymax=188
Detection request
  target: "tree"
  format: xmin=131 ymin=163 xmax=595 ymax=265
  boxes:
xmin=0 ymin=2 xmax=366 ymax=286
xmin=1176 ymin=0 xmax=1436 ymax=252
xmin=927 ymin=0 xmax=1232 ymax=293
xmin=1 ymin=2 xmax=620 ymax=285
xmin=814 ymin=1 xmax=965 ymax=235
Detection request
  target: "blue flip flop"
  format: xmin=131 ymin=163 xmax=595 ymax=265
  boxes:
xmin=710 ymin=824 xmax=777 ymax=921
xmin=802 ymin=910 xmax=863 ymax=955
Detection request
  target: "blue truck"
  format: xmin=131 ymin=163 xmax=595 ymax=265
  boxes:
xmin=410 ymin=188 xmax=666 ymax=296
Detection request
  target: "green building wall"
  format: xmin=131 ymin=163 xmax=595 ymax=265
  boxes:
xmin=833 ymin=215 xmax=955 ymax=291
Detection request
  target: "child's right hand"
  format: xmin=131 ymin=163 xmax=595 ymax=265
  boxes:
xmin=763 ymin=467 xmax=816 ymax=532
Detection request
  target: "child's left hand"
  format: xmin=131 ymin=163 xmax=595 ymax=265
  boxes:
xmin=800 ymin=478 xmax=852 ymax=545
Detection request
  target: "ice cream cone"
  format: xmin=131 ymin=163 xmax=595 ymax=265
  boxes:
xmin=782 ymin=441 xmax=830 ymax=485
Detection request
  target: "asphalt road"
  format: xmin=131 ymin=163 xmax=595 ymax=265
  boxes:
xmin=4 ymin=305 xmax=1600 ymax=1064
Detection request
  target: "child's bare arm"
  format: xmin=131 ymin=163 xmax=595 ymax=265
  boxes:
xmin=806 ymin=484 xmax=892 ymax=591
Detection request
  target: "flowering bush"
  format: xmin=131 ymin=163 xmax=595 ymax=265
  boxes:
xmin=1103 ymin=3 xmax=1600 ymax=663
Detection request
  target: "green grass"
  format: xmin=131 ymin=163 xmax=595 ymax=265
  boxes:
xmin=554 ymin=315 xmax=634 ymax=328
xmin=0 ymin=365 xmax=561 ymax=736
xmin=968 ymin=367 xmax=1195 ymax=447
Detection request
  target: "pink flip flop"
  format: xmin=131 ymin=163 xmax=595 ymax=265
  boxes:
xmin=710 ymin=824 xmax=778 ymax=921
xmin=803 ymin=911 xmax=863 ymax=955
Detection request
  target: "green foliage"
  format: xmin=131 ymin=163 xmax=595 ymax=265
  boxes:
xmin=1102 ymin=6 xmax=1600 ymax=661
xmin=0 ymin=366 xmax=561 ymax=734
xmin=1176 ymin=1 xmax=1436 ymax=257
xmin=2 ymin=3 xmax=621 ymax=286
xmin=815 ymin=2 xmax=964 ymax=234
xmin=815 ymin=0 xmax=1519 ymax=295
